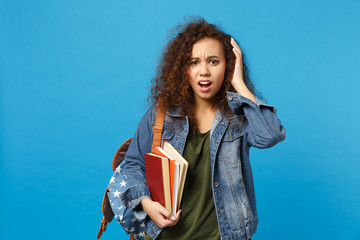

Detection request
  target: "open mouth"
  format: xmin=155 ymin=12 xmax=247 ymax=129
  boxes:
xmin=198 ymin=80 xmax=212 ymax=90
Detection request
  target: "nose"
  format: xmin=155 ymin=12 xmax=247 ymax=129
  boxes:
xmin=199 ymin=62 xmax=210 ymax=77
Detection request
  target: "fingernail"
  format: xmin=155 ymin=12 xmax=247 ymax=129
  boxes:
xmin=171 ymin=216 xmax=175 ymax=220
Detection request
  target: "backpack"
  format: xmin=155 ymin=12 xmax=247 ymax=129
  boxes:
xmin=97 ymin=106 xmax=165 ymax=240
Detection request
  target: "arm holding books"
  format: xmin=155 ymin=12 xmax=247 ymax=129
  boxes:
xmin=118 ymin=107 xmax=154 ymax=220
xmin=120 ymin=105 xmax=181 ymax=228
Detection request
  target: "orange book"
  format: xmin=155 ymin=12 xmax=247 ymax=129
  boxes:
xmin=154 ymin=147 xmax=180 ymax=218
xmin=162 ymin=141 xmax=188 ymax=211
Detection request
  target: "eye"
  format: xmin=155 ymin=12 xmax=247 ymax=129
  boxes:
xmin=210 ymin=59 xmax=219 ymax=65
xmin=190 ymin=60 xmax=199 ymax=66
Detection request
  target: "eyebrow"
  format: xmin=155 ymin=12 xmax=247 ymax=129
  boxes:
xmin=190 ymin=56 xmax=220 ymax=60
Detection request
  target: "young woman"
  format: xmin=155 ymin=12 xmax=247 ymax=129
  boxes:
xmin=117 ymin=18 xmax=286 ymax=240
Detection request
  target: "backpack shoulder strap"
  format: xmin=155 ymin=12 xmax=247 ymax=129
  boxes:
xmin=151 ymin=104 xmax=165 ymax=152
xmin=112 ymin=137 xmax=132 ymax=171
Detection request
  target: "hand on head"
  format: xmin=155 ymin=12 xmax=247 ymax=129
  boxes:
xmin=230 ymin=37 xmax=245 ymax=89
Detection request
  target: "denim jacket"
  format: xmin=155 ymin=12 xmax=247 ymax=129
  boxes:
xmin=119 ymin=92 xmax=286 ymax=240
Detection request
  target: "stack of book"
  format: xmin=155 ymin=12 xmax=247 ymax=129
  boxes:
xmin=145 ymin=141 xmax=188 ymax=218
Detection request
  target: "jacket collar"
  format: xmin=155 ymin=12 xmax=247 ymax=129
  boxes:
xmin=166 ymin=106 xmax=183 ymax=117
xmin=166 ymin=105 xmax=235 ymax=119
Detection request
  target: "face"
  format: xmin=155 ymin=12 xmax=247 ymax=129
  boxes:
xmin=188 ymin=38 xmax=226 ymax=105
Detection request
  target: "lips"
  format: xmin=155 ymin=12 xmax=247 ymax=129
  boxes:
xmin=198 ymin=80 xmax=213 ymax=92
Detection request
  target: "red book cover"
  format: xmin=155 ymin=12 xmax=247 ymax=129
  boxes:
xmin=154 ymin=147 xmax=175 ymax=206
xmin=145 ymin=153 xmax=166 ymax=208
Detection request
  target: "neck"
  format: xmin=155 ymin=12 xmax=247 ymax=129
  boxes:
xmin=193 ymin=97 xmax=218 ymax=133
xmin=194 ymin=97 xmax=218 ymax=115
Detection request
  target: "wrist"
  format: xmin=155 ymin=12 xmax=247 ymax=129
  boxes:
xmin=232 ymin=80 xmax=246 ymax=93
xmin=141 ymin=197 xmax=152 ymax=207
xmin=232 ymin=81 xmax=256 ymax=103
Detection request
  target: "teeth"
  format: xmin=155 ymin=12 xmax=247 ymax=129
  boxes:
xmin=199 ymin=81 xmax=211 ymax=85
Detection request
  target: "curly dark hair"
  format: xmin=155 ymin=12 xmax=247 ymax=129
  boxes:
xmin=149 ymin=17 xmax=256 ymax=135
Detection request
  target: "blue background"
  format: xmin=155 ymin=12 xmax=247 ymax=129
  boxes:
xmin=1 ymin=0 xmax=360 ymax=239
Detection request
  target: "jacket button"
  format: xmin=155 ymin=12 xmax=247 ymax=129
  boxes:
xmin=228 ymin=95 xmax=233 ymax=101
xmin=214 ymin=182 xmax=219 ymax=187
xmin=220 ymin=209 xmax=224 ymax=214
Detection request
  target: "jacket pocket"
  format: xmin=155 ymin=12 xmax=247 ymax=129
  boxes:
xmin=162 ymin=128 xmax=174 ymax=141
xmin=222 ymin=127 xmax=244 ymax=141
xmin=218 ymin=127 xmax=244 ymax=164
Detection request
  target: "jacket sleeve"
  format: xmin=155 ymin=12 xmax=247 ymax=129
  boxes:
xmin=227 ymin=92 xmax=286 ymax=149
xmin=118 ymin=105 xmax=155 ymax=220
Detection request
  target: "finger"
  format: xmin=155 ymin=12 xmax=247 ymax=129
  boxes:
xmin=161 ymin=210 xmax=182 ymax=227
xmin=232 ymin=48 xmax=243 ymax=65
xmin=173 ymin=210 xmax=182 ymax=224
xmin=154 ymin=214 xmax=176 ymax=228
xmin=170 ymin=209 xmax=181 ymax=220
xmin=232 ymin=47 xmax=242 ymax=58
xmin=158 ymin=219 xmax=172 ymax=228
xmin=162 ymin=218 xmax=178 ymax=227
xmin=174 ymin=209 xmax=181 ymax=220
xmin=158 ymin=206 xmax=172 ymax=219
xmin=230 ymin=37 xmax=242 ymax=52
xmin=169 ymin=210 xmax=181 ymax=222
xmin=231 ymin=42 xmax=243 ymax=60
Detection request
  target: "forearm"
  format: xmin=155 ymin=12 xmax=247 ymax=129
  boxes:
xmin=232 ymin=80 xmax=256 ymax=103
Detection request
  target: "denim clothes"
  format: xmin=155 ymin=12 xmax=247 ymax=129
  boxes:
xmin=114 ymin=92 xmax=286 ymax=240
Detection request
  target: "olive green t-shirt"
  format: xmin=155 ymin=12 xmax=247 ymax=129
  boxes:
xmin=145 ymin=130 xmax=220 ymax=240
